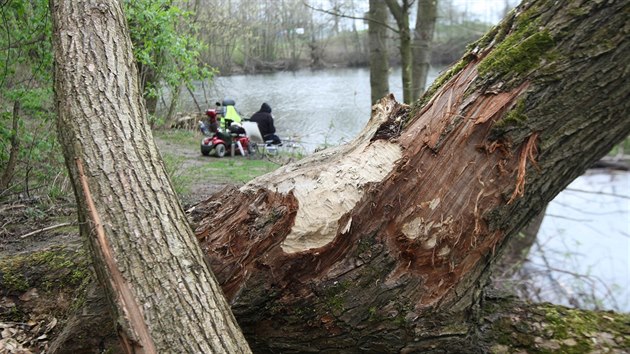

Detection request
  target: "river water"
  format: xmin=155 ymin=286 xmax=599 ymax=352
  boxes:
xmin=185 ymin=66 xmax=430 ymax=152
xmin=178 ymin=67 xmax=629 ymax=311
xmin=527 ymin=170 xmax=629 ymax=311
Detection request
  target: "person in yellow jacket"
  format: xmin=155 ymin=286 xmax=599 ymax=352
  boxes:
xmin=216 ymin=98 xmax=241 ymax=130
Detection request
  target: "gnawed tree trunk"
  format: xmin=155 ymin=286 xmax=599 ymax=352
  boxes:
xmin=50 ymin=0 xmax=250 ymax=352
xmin=191 ymin=0 xmax=630 ymax=351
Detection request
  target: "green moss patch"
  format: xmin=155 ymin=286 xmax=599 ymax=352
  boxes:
xmin=0 ymin=247 xmax=90 ymax=294
xmin=495 ymin=97 xmax=528 ymax=130
xmin=478 ymin=22 xmax=554 ymax=80
xmin=482 ymin=299 xmax=630 ymax=353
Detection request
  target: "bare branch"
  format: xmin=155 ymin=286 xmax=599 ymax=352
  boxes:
xmin=19 ymin=222 xmax=75 ymax=239
xmin=302 ymin=1 xmax=399 ymax=33
xmin=565 ymin=187 xmax=630 ymax=200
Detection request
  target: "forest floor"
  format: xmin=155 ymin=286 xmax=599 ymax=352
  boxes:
xmin=0 ymin=133 xmax=233 ymax=255
xmin=0 ymin=131 xmax=272 ymax=353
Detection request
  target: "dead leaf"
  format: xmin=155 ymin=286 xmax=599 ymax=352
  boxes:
xmin=19 ymin=288 xmax=39 ymax=302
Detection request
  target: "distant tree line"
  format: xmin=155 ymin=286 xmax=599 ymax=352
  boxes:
xmin=192 ymin=0 xmax=502 ymax=75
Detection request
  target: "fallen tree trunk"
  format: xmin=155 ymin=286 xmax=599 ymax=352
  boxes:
xmin=190 ymin=1 xmax=630 ymax=351
xmin=4 ymin=245 xmax=629 ymax=353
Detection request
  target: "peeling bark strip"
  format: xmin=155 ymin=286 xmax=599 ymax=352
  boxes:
xmin=194 ymin=1 xmax=630 ymax=352
xmin=51 ymin=1 xmax=251 ymax=352
xmin=75 ymin=158 xmax=156 ymax=353
xmin=508 ymin=132 xmax=539 ymax=204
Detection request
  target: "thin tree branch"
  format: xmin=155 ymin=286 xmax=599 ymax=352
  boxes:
xmin=564 ymin=187 xmax=630 ymax=200
xmin=0 ymin=33 xmax=46 ymax=51
xmin=302 ymin=1 xmax=399 ymax=33
xmin=384 ymin=0 xmax=413 ymax=27
xmin=20 ymin=222 xmax=75 ymax=238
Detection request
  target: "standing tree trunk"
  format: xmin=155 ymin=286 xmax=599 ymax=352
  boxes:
xmin=137 ymin=62 xmax=159 ymax=117
xmin=412 ymin=0 xmax=438 ymax=99
xmin=191 ymin=0 xmax=630 ymax=351
xmin=385 ymin=0 xmax=413 ymax=104
xmin=368 ymin=0 xmax=390 ymax=104
xmin=50 ymin=0 xmax=250 ymax=352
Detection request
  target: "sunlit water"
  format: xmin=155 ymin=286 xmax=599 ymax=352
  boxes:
xmin=175 ymin=67 xmax=629 ymax=311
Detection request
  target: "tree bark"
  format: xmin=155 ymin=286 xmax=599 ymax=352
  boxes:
xmin=368 ymin=0 xmax=390 ymax=104
xmin=412 ymin=0 xmax=438 ymax=99
xmin=50 ymin=0 xmax=250 ymax=352
xmin=191 ymin=0 xmax=630 ymax=351
xmin=4 ymin=242 xmax=627 ymax=353
xmin=385 ymin=0 xmax=413 ymax=104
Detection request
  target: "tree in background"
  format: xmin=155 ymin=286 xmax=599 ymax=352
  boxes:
xmin=412 ymin=0 xmax=438 ymax=98
xmin=384 ymin=0 xmax=413 ymax=103
xmin=368 ymin=0 xmax=438 ymax=104
xmin=368 ymin=0 xmax=390 ymax=104
xmin=0 ymin=0 xmax=58 ymax=197
xmin=368 ymin=0 xmax=389 ymax=104
xmin=125 ymin=0 xmax=214 ymax=123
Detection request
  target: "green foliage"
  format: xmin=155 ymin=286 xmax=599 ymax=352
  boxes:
xmin=0 ymin=0 xmax=61 ymax=198
xmin=1 ymin=1 xmax=216 ymax=198
xmin=0 ymin=0 xmax=53 ymax=86
xmin=124 ymin=0 xmax=216 ymax=103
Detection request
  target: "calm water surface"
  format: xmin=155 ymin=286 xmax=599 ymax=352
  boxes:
xmin=530 ymin=171 xmax=629 ymax=311
xmin=179 ymin=67 xmax=629 ymax=311
xmin=185 ymin=66 xmax=439 ymax=152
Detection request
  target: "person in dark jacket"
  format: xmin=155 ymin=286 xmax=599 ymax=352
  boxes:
xmin=249 ymin=102 xmax=281 ymax=145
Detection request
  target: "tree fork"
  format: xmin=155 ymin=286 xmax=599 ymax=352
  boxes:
xmin=192 ymin=0 xmax=630 ymax=352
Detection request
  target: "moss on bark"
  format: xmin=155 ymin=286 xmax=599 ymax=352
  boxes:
xmin=479 ymin=296 xmax=630 ymax=353
xmin=0 ymin=247 xmax=90 ymax=296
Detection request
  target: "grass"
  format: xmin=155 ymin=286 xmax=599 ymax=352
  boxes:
xmin=185 ymin=158 xmax=279 ymax=184
xmin=153 ymin=128 xmax=201 ymax=147
xmin=154 ymin=129 xmax=282 ymax=199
